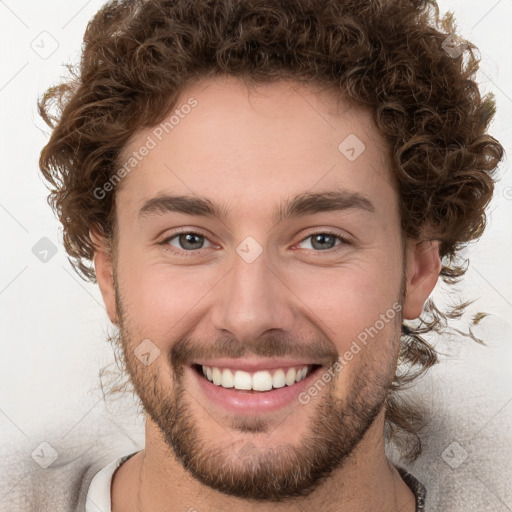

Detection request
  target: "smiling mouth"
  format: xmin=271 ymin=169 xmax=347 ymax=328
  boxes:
xmin=192 ymin=363 xmax=323 ymax=393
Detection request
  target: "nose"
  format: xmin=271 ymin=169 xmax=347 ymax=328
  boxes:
xmin=210 ymin=245 xmax=295 ymax=346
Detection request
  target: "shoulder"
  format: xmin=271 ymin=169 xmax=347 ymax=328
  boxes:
xmin=0 ymin=444 xmax=123 ymax=512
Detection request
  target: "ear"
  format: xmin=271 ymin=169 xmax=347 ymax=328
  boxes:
xmin=402 ymin=239 xmax=442 ymax=320
xmin=90 ymin=227 xmax=118 ymax=325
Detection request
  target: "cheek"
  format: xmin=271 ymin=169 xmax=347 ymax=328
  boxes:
xmin=116 ymin=249 xmax=207 ymax=334
xmin=287 ymin=261 xmax=402 ymax=348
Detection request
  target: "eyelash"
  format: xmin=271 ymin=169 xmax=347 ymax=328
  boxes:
xmin=159 ymin=229 xmax=351 ymax=257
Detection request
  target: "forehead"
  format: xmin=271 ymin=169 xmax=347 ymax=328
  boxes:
xmin=116 ymin=75 xmax=398 ymax=223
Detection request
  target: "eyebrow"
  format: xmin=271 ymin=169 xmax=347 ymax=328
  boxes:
xmin=138 ymin=189 xmax=376 ymax=224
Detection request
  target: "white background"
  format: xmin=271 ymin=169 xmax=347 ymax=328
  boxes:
xmin=0 ymin=0 xmax=511 ymax=508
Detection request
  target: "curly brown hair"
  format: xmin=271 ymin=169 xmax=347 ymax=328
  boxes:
xmin=37 ymin=0 xmax=504 ymax=463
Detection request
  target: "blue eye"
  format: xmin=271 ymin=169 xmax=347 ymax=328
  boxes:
xmin=298 ymin=232 xmax=347 ymax=251
xmin=163 ymin=232 xmax=213 ymax=253
xmin=160 ymin=230 xmax=350 ymax=257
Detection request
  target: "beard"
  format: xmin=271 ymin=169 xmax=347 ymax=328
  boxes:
xmin=112 ymin=279 xmax=404 ymax=503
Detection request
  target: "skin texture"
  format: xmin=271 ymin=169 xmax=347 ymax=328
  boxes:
xmin=92 ymin=75 xmax=441 ymax=511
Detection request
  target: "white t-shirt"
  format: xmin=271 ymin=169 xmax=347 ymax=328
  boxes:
xmin=85 ymin=451 xmax=140 ymax=512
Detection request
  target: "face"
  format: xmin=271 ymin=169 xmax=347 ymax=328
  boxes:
xmin=94 ymin=75 xmax=439 ymax=502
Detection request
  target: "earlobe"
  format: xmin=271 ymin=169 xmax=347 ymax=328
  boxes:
xmin=402 ymin=239 xmax=442 ymax=320
xmin=90 ymin=228 xmax=118 ymax=325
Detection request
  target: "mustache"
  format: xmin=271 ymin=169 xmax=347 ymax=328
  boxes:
xmin=170 ymin=333 xmax=339 ymax=371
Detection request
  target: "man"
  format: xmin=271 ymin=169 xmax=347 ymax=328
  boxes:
xmin=37 ymin=0 xmax=504 ymax=510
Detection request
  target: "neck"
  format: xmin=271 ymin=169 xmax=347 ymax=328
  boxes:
xmin=112 ymin=413 xmax=417 ymax=512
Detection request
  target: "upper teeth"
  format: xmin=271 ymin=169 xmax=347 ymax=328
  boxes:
xmin=201 ymin=365 xmax=311 ymax=391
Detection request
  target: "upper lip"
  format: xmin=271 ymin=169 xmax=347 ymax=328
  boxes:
xmin=193 ymin=358 xmax=319 ymax=372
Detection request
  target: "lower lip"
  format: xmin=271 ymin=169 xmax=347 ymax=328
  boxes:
xmin=189 ymin=365 xmax=323 ymax=414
